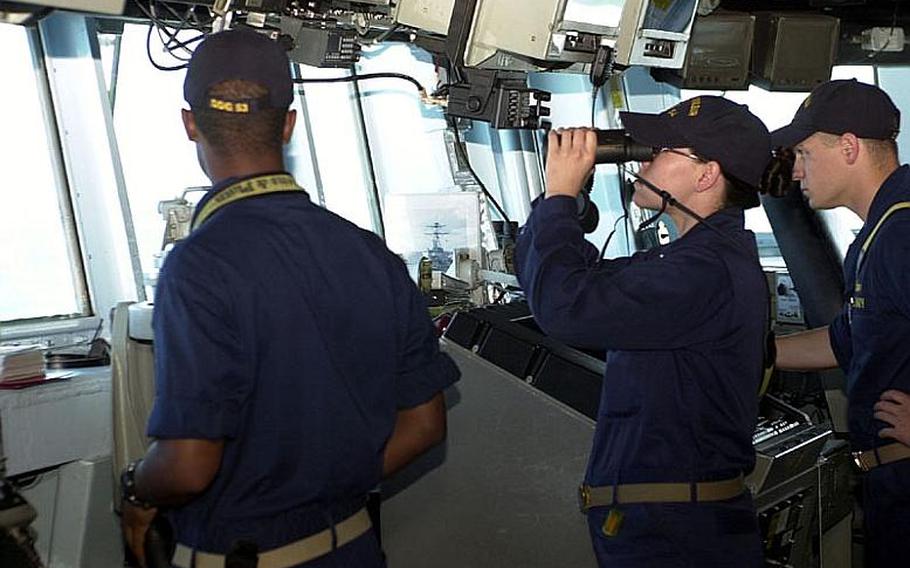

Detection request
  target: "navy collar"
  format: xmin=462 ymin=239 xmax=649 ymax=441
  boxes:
xmin=864 ymin=164 xmax=910 ymax=229
xmin=682 ymin=207 xmax=746 ymax=241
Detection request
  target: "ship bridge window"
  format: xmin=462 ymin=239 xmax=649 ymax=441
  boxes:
xmin=353 ymin=43 xmax=452 ymax=199
xmin=355 ymin=43 xmax=535 ymax=276
xmin=98 ymin=26 xmax=538 ymax=287
xmin=0 ymin=25 xmax=90 ymax=324
xmin=529 ymin=71 xmax=633 ymax=259
xmin=97 ymin=23 xmax=383 ymax=296
xmin=97 ymin=23 xmax=214 ymax=297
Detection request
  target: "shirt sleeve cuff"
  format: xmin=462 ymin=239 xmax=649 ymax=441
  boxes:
xmin=534 ymin=195 xmax=577 ymax=219
xmin=396 ymin=351 xmax=461 ymax=409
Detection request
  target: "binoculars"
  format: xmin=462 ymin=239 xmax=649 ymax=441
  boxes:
xmin=543 ymin=128 xmax=653 ymax=165
xmin=549 ymin=129 xmax=650 ymax=234
xmin=593 ymin=129 xmax=654 ymax=164
xmin=558 ymin=130 xmax=794 ymax=233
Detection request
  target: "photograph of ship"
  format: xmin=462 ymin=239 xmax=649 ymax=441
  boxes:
xmin=383 ymin=192 xmax=483 ymax=282
xmin=424 ymin=222 xmax=454 ymax=272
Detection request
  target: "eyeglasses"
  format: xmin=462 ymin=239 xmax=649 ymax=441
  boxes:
xmin=653 ymin=147 xmax=707 ymax=163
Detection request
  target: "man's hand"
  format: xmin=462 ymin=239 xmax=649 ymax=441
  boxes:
xmin=875 ymin=390 xmax=910 ymax=446
xmin=121 ymin=501 xmax=158 ymax=568
xmin=545 ymin=127 xmax=597 ymax=199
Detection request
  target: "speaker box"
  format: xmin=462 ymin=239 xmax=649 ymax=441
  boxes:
xmin=531 ymin=353 xmax=602 ymax=420
xmin=751 ymin=13 xmax=840 ymax=92
xmin=653 ymin=12 xmax=755 ymax=90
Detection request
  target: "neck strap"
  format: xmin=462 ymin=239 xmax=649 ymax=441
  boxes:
xmin=192 ymin=174 xmax=303 ymax=230
xmin=855 ymin=201 xmax=910 ymax=279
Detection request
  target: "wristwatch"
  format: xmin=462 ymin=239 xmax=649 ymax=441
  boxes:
xmin=120 ymin=459 xmax=155 ymax=510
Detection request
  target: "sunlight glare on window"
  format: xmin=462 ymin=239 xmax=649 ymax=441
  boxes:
xmin=0 ymin=25 xmax=85 ymax=322
xmin=103 ymin=23 xmax=209 ymax=295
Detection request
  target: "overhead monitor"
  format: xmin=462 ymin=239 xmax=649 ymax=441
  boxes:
xmin=653 ymin=12 xmax=756 ymax=90
xmin=394 ymin=0 xmax=456 ymax=36
xmin=3 ymin=0 xmax=124 ymax=15
xmin=751 ymin=13 xmax=840 ymax=92
xmin=399 ymin=0 xmax=699 ymax=71
xmin=613 ymin=0 xmax=700 ymax=68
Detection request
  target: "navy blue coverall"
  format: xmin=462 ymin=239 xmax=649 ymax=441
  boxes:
xmin=516 ymin=196 xmax=766 ymax=567
xmin=148 ymin=173 xmax=460 ymax=567
xmin=829 ymin=165 xmax=910 ymax=568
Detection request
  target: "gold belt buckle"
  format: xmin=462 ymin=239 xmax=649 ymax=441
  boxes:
xmin=578 ymin=484 xmax=591 ymax=513
xmin=852 ymin=450 xmax=871 ymax=472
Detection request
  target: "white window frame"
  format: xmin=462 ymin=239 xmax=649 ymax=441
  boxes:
xmin=1 ymin=13 xmax=142 ymax=345
xmin=0 ymin=24 xmax=95 ymax=339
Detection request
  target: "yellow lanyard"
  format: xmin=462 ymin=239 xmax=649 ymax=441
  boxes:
xmin=849 ymin=201 xmax=910 ymax=322
xmin=191 ymin=173 xmax=304 ymax=231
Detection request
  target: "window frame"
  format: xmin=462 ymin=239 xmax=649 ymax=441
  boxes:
xmin=0 ymin=24 xmax=93 ymax=332
xmin=3 ymin=13 xmax=144 ymax=344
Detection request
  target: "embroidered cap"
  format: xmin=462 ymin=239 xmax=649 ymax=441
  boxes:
xmin=184 ymin=29 xmax=293 ymax=113
xmin=620 ymin=96 xmax=772 ymax=189
xmin=771 ymin=79 xmax=900 ymax=148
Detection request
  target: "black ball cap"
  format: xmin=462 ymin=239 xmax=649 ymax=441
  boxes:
xmin=184 ymin=29 xmax=293 ymax=112
xmin=619 ymin=96 xmax=772 ymax=190
xmin=771 ymin=79 xmax=900 ymax=148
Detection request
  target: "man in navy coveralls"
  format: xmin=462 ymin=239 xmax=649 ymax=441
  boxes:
xmin=119 ymin=29 xmax=460 ymax=568
xmin=516 ymin=97 xmax=771 ymax=567
xmin=773 ymin=79 xmax=910 ymax=568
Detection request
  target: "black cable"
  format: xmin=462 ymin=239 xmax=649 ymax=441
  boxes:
xmin=629 ymin=172 xmax=708 ymax=230
xmin=153 ymin=1 xmax=189 ymax=35
xmin=628 ymin=171 xmax=770 ymax=260
xmin=637 ymin=193 xmax=669 ymax=232
xmin=628 ymin=170 xmax=776 ymax=387
xmin=368 ymin=23 xmax=401 ymax=44
xmin=164 ymin=32 xmax=205 ymax=53
xmin=841 ymin=1 xmax=902 ymax=65
xmin=618 ymin=165 xmax=632 ymax=255
xmin=292 ymin=69 xmax=453 ymax=240
xmin=450 ymin=123 xmax=512 ymax=225
xmin=591 ymin=84 xmax=599 ymax=128
xmin=154 ymin=2 xmax=205 ymax=57
xmin=432 ymin=83 xmax=451 ymax=97
xmin=599 ymin=164 xmax=634 ymax=260
xmin=132 ymin=0 xmax=157 ymax=23
xmin=154 ymin=22 xmax=190 ymax=61
xmin=599 ymin=212 xmax=627 ymax=259
xmin=158 ymin=0 xmax=206 ymax=33
xmin=350 ymin=65 xmax=387 ymax=240
xmin=137 ymin=0 xmax=185 ymax=29
xmin=145 ymin=25 xmax=188 ymax=71
xmin=188 ymin=4 xmax=214 ymax=31
xmin=867 ymin=1 xmax=901 ymax=62
xmin=136 ymin=0 xmax=205 ymax=66
xmin=293 ymin=72 xmax=426 ymax=95
xmin=135 ymin=1 xmax=194 ymax=70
